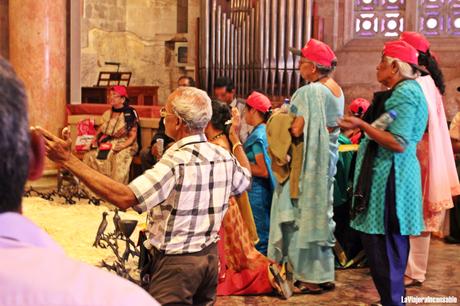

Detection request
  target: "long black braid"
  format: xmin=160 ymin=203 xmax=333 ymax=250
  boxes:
xmin=418 ymin=50 xmax=445 ymax=95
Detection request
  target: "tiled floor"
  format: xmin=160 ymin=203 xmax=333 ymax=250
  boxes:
xmin=216 ymin=239 xmax=460 ymax=305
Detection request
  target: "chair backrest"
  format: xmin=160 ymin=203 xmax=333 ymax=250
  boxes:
xmin=96 ymin=71 xmax=132 ymax=86
xmin=67 ymin=104 xmax=160 ymax=118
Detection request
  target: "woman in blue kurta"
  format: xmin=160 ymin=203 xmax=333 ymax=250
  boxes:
xmin=243 ymin=91 xmax=275 ymax=256
xmin=339 ymin=40 xmax=428 ymax=306
xmin=268 ymin=39 xmax=344 ymax=294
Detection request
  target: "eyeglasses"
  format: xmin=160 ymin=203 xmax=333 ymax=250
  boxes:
xmin=160 ymin=107 xmax=176 ymax=118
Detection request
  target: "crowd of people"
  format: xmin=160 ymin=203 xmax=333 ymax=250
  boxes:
xmin=1 ymin=30 xmax=460 ymax=306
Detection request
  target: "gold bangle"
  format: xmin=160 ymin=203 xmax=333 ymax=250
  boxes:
xmin=232 ymin=142 xmax=242 ymax=153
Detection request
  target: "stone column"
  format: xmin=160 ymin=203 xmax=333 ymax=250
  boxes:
xmin=0 ymin=0 xmax=8 ymax=58
xmin=70 ymin=0 xmax=81 ymax=104
xmin=9 ymin=0 xmax=67 ymax=136
xmin=316 ymin=0 xmax=339 ymax=49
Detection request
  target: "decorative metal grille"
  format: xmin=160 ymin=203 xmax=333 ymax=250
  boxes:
xmin=354 ymin=0 xmax=405 ymax=38
xmin=419 ymin=0 xmax=460 ymax=36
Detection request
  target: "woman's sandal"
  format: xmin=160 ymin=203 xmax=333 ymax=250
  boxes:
xmin=405 ymin=279 xmax=423 ymax=288
xmin=269 ymin=264 xmax=293 ymax=299
xmin=295 ymin=281 xmax=324 ymax=294
xmin=319 ymin=282 xmax=335 ymax=291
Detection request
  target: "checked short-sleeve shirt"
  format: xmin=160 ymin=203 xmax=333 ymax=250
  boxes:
xmin=129 ymin=134 xmax=251 ymax=254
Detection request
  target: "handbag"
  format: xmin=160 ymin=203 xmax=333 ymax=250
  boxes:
xmin=96 ymin=135 xmax=113 ymax=160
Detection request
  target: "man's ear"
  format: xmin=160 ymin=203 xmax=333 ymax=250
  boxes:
xmin=174 ymin=116 xmax=182 ymax=131
xmin=28 ymin=129 xmax=45 ymax=180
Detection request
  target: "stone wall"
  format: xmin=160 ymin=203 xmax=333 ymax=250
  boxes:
xmin=81 ymin=0 xmax=200 ymax=104
xmin=317 ymin=0 xmax=460 ymax=120
xmin=82 ymin=0 xmax=126 ymax=33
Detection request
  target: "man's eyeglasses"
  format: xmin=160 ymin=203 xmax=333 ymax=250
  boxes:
xmin=160 ymin=107 xmax=176 ymax=118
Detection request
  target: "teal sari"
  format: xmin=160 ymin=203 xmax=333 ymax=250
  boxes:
xmin=268 ymin=82 xmax=344 ymax=283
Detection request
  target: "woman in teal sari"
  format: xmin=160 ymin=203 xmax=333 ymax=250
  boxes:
xmin=243 ymin=91 xmax=276 ymax=256
xmin=268 ymin=39 xmax=344 ymax=294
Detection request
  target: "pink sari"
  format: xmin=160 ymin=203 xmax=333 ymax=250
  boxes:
xmin=416 ymin=76 xmax=460 ymax=231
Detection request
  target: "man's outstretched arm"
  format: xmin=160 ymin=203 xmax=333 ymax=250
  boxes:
xmin=36 ymin=126 xmax=138 ymax=210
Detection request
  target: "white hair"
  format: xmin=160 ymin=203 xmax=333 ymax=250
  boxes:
xmin=169 ymin=87 xmax=212 ymax=132
xmin=384 ymin=56 xmax=420 ymax=80
xmin=299 ymin=57 xmax=337 ymax=76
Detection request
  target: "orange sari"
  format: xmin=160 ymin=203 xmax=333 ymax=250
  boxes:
xmin=217 ymin=197 xmax=273 ymax=295
xmin=210 ymin=136 xmax=273 ymax=295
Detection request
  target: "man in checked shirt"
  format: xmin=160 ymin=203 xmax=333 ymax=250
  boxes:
xmin=39 ymin=87 xmax=252 ymax=305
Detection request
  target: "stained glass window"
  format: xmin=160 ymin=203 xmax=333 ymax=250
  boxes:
xmin=354 ymin=0 xmax=405 ymax=38
xmin=419 ymin=0 xmax=460 ymax=36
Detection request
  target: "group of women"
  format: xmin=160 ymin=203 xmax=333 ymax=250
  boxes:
xmin=339 ymin=33 xmax=459 ymax=306
xmin=207 ymin=33 xmax=459 ymax=306
xmin=208 ymin=38 xmax=344 ymax=297
xmin=81 ymin=32 xmax=459 ymax=306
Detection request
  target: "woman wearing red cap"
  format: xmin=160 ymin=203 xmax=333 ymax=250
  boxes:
xmin=83 ymin=85 xmax=139 ymax=184
xmin=339 ymin=40 xmax=428 ymax=305
xmin=242 ymin=91 xmax=276 ymax=257
xmin=268 ymin=39 xmax=344 ymax=294
xmin=400 ymin=32 xmax=460 ymax=287
xmin=346 ymin=98 xmax=371 ymax=144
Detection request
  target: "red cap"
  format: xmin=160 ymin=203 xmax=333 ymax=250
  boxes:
xmin=111 ymin=85 xmax=128 ymax=98
xmin=383 ymin=40 xmax=419 ymax=65
xmin=400 ymin=31 xmax=430 ymax=53
xmin=290 ymin=39 xmax=336 ymax=67
xmin=246 ymin=91 xmax=271 ymax=113
xmin=349 ymin=98 xmax=370 ymax=116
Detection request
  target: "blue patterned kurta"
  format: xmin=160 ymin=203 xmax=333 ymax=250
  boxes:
xmin=351 ymin=80 xmax=428 ymax=236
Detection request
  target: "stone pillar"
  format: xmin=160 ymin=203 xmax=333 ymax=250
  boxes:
xmin=0 ymin=0 xmax=8 ymax=58
xmin=70 ymin=0 xmax=81 ymax=104
xmin=9 ymin=0 xmax=67 ymax=136
xmin=316 ymin=0 xmax=339 ymax=49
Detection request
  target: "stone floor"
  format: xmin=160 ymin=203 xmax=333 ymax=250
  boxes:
xmin=26 ymin=177 xmax=459 ymax=305
xmin=216 ymin=239 xmax=460 ymax=305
